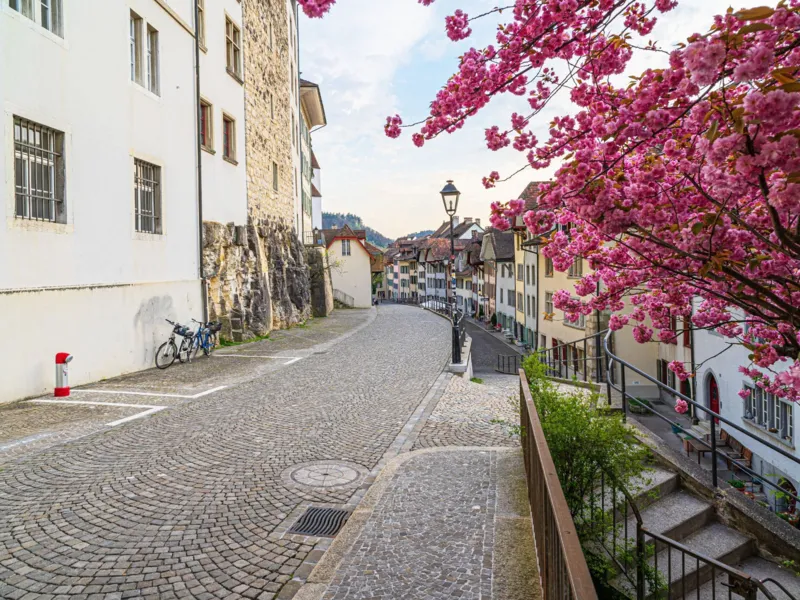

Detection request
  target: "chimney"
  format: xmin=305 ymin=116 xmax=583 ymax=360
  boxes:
xmin=475 ymin=218 xmax=481 ymax=226
xmin=452 ymin=216 xmax=460 ymax=229
xmin=464 ymin=217 xmax=472 ymax=225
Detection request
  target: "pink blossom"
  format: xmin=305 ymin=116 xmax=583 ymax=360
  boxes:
xmin=675 ymin=398 xmax=689 ymax=414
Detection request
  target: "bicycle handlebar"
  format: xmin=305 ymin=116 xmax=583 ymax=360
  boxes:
xmin=166 ymin=319 xmax=176 ymax=325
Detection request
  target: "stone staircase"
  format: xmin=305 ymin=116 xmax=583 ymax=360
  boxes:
xmin=610 ymin=465 xmax=800 ymax=599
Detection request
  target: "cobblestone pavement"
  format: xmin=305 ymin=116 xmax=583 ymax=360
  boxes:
xmin=0 ymin=310 xmax=374 ymax=466
xmin=306 ymin=448 xmax=539 ymax=600
xmin=414 ymin=374 xmax=520 ymax=449
xmin=0 ymin=305 xmax=450 ymax=600
xmin=465 ymin=321 xmax=523 ymax=376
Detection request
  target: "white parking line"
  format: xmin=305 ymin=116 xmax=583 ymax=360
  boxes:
xmin=72 ymin=385 xmax=227 ymax=399
xmin=28 ymin=399 xmax=167 ymax=427
xmin=215 ymin=355 xmax=303 ymax=365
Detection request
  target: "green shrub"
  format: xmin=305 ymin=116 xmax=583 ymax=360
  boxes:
xmin=522 ymin=354 xmax=648 ymax=518
xmin=470 ymin=377 xmax=484 ymax=384
xmin=490 ymin=313 xmax=497 ymax=326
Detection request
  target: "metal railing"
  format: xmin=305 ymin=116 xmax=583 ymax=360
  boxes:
xmin=333 ymin=289 xmax=354 ymax=308
xmin=537 ymin=330 xmax=611 ymax=384
xmin=519 ymin=369 xmax=599 ymax=600
xmin=452 ymin=310 xmax=466 ymax=364
xmin=602 ymin=331 xmax=800 ymax=511
xmin=583 ymin=467 xmax=787 ymax=600
xmin=496 ymin=354 xmax=521 ymax=374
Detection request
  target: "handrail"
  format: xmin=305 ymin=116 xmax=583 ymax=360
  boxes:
xmin=602 ymin=331 xmax=800 ymax=505
xmin=536 ymin=329 xmax=610 ymax=384
xmin=761 ymin=578 xmax=798 ymax=600
xmin=519 ymin=369 xmax=599 ymax=600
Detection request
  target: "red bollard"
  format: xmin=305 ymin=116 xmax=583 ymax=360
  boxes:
xmin=55 ymin=353 xmax=73 ymax=397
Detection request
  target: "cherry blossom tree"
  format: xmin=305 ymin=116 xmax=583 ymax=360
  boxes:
xmin=298 ymin=0 xmax=800 ymax=400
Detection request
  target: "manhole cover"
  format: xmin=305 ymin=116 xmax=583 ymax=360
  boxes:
xmin=288 ymin=507 xmax=351 ymax=537
xmin=282 ymin=460 xmax=366 ymax=489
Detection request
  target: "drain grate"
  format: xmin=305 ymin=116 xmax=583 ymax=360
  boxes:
xmin=287 ymin=507 xmax=351 ymax=537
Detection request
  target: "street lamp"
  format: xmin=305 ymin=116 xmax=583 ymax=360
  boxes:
xmin=440 ymin=180 xmax=460 ymax=317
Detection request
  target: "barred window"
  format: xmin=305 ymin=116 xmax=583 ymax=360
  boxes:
xmin=134 ymin=159 xmax=162 ymax=234
xmin=14 ymin=117 xmax=65 ymax=223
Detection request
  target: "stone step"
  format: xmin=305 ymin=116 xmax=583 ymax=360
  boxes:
xmin=623 ymin=490 xmax=714 ymax=546
xmin=611 ymin=523 xmax=754 ymax=599
xmin=583 ymin=467 xmax=678 ymax=525
xmin=649 ymin=523 xmax=754 ymax=598
xmin=694 ymin=557 xmax=800 ymax=600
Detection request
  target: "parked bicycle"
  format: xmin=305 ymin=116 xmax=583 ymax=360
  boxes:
xmin=186 ymin=318 xmax=222 ymax=361
xmin=155 ymin=319 xmax=193 ymax=369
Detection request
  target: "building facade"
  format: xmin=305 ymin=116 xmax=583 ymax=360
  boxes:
xmin=323 ymin=225 xmax=372 ymax=308
xmin=0 ymin=0 xmax=203 ymax=402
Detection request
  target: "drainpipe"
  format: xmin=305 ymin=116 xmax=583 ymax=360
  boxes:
xmin=193 ymin=0 xmax=208 ymax=322
xmin=535 ymin=247 xmax=539 ymax=350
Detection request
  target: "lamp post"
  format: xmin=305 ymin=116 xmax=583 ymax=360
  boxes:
xmin=440 ymin=180 xmax=460 ymax=317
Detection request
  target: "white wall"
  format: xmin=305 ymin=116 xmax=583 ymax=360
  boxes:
xmin=328 ymin=238 xmax=372 ymax=308
xmin=0 ymin=0 xmax=202 ymax=402
xmin=199 ymin=0 xmax=247 ymax=226
xmin=694 ymin=323 xmax=799 ymax=490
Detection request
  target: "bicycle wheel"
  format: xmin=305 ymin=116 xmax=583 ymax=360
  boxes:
xmin=203 ymin=333 xmax=216 ymax=356
xmin=187 ymin=338 xmax=199 ymax=362
xmin=178 ymin=337 xmax=192 ymax=363
xmin=155 ymin=341 xmax=177 ymax=369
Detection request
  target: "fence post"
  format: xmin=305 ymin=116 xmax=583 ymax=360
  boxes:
xmin=636 ymin=526 xmax=646 ymax=600
xmin=621 ymin=364 xmax=627 ymax=422
xmin=710 ymin=416 xmax=718 ymax=488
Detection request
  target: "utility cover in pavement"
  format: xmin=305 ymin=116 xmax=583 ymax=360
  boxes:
xmin=288 ymin=507 xmax=351 ymax=537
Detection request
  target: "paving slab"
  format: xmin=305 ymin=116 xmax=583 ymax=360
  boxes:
xmin=298 ymin=447 xmax=540 ymax=600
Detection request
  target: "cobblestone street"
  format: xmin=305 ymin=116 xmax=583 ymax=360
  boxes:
xmin=0 ymin=306 xmax=452 ymax=599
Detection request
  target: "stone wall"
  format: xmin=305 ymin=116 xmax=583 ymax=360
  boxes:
xmin=203 ymin=220 xmax=311 ymax=341
xmin=242 ymin=0 xmax=295 ymax=226
xmin=305 ymin=246 xmax=334 ymax=318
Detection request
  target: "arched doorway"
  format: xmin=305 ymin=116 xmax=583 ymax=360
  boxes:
xmin=707 ymin=374 xmax=720 ymax=423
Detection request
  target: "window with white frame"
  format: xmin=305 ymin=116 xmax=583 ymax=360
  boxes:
xmin=226 ymin=17 xmax=242 ymax=79
xmin=130 ymin=11 xmax=143 ymax=83
xmin=146 ymin=25 xmax=160 ymax=95
xmin=545 ymin=256 xmax=554 ymax=277
xmin=517 ymin=264 xmax=524 ymax=281
xmin=526 ymin=265 xmax=530 ymax=285
xmin=134 ymin=158 xmax=161 ymax=234
xmin=568 ymin=256 xmax=583 ymax=278
xmin=13 ymin=116 xmax=65 ymax=223
xmin=341 ymin=239 xmax=351 ymax=256
xmin=745 ymin=384 xmax=795 ymax=442
xmin=10 ymin=0 xmax=62 ymax=36
xmin=509 ymin=290 xmax=516 ymax=308
xmin=545 ymin=291 xmax=554 ymax=315
xmin=565 ymin=298 xmax=586 ymax=328
xmin=743 ymin=385 xmax=758 ymax=421
xmin=517 ymin=292 xmax=523 ymax=309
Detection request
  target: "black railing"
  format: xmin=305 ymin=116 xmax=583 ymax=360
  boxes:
xmin=537 ymin=330 xmax=611 ymax=384
xmin=603 ymin=331 xmax=800 ymax=510
xmin=584 ymin=467 xmax=787 ymax=600
xmin=452 ymin=310 xmax=466 ymax=364
xmin=496 ymin=354 xmax=521 ymax=374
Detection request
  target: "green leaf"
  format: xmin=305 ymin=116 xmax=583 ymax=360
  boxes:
xmin=691 ymin=222 xmax=704 ymax=235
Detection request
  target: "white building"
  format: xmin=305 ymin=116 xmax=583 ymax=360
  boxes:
xmin=522 ymin=236 xmax=538 ymax=345
xmin=323 ymin=225 xmax=372 ymax=308
xmin=482 ymin=230 xmax=515 ymax=330
xmin=0 ymin=0 xmax=202 ymax=403
xmin=299 ymin=78 xmax=325 ymax=243
xmin=197 ymin=0 xmax=247 ymax=226
xmin=311 ymin=151 xmax=322 ymax=230
xmin=694 ymin=313 xmax=799 ymax=509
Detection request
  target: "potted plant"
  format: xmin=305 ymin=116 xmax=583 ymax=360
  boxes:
xmin=630 ymin=397 xmax=652 ymax=415
xmin=728 ymin=479 xmax=746 ymax=490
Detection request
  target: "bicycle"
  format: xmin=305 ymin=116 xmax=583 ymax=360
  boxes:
xmin=186 ymin=319 xmax=222 ymax=361
xmin=155 ymin=319 xmax=192 ymax=369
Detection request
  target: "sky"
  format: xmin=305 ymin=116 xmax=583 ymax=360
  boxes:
xmin=298 ymin=1 xmax=762 ymax=240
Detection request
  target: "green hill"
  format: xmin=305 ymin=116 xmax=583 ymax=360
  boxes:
xmin=322 ymin=212 xmax=393 ymax=248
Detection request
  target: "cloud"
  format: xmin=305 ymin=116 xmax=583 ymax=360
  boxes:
xmin=300 ymin=0 xmax=766 ymax=240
